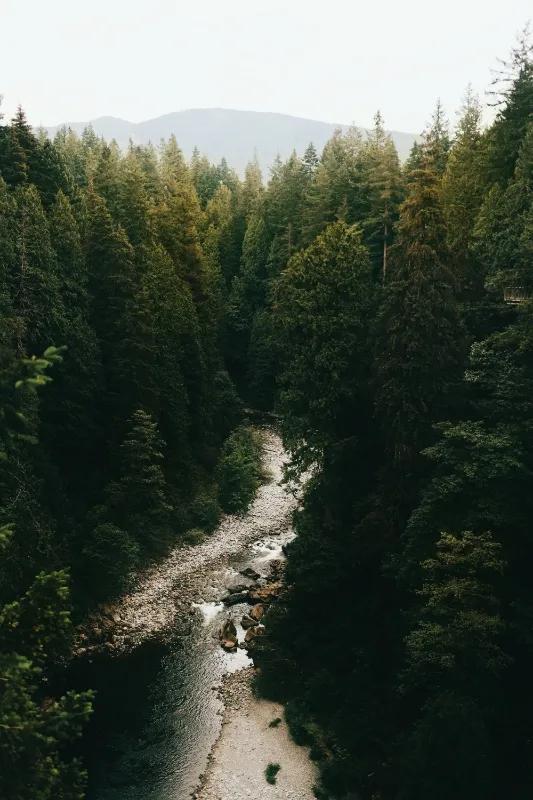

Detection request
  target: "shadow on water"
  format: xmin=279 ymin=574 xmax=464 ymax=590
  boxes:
xmin=70 ymin=602 xmax=252 ymax=800
xmin=67 ymin=489 xmax=290 ymax=800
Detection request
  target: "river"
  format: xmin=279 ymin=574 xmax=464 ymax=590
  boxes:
xmin=70 ymin=428 xmax=299 ymax=800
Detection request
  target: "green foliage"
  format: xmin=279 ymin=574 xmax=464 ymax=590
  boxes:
xmin=105 ymin=409 xmax=174 ymax=556
xmin=0 ymin=653 xmax=93 ymax=800
xmin=375 ymin=164 xmax=465 ymax=468
xmin=216 ymin=425 xmax=264 ymax=514
xmin=189 ymin=494 xmax=221 ymax=533
xmin=275 ymin=221 xmax=375 ymax=473
xmin=255 ymin=37 xmax=533 ymax=800
xmin=182 ymin=527 xmax=208 ymax=546
xmin=82 ymin=524 xmax=139 ymax=598
xmin=265 ymin=762 xmax=281 ymax=784
xmin=0 ymin=35 xmax=531 ymax=800
xmin=0 ymin=114 xmax=249 ymax=798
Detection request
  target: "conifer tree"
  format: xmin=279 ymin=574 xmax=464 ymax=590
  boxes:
xmin=105 ymin=409 xmax=173 ymax=555
xmin=275 ymin=221 xmax=375 ymax=472
xmin=422 ymin=100 xmax=451 ymax=175
xmin=302 ymin=142 xmax=319 ymax=176
xmin=442 ymin=89 xmax=485 ymax=298
xmin=375 ymin=163 xmax=465 ymax=472
xmin=85 ymin=190 xmax=142 ymax=433
xmin=485 ymin=29 xmax=533 ymax=184
xmin=44 ymin=190 xmax=102 ymax=486
xmin=11 ymin=184 xmax=64 ymax=355
xmin=362 ymin=111 xmax=403 ymax=281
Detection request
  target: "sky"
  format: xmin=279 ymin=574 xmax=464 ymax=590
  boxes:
xmin=0 ymin=0 xmax=530 ymax=133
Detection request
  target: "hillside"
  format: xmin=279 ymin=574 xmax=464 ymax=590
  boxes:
xmin=44 ymin=107 xmax=417 ymax=172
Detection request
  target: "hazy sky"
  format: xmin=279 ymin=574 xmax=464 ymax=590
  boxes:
xmin=0 ymin=0 xmax=530 ymax=133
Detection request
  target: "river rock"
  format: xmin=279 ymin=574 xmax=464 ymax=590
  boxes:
xmin=249 ymin=603 xmax=264 ymax=621
xmin=223 ymin=591 xmax=250 ymax=606
xmin=244 ymin=624 xmax=265 ymax=643
xmin=224 ymin=582 xmax=248 ymax=594
xmin=240 ymin=613 xmax=257 ymax=629
xmin=240 ymin=567 xmax=261 ymax=580
xmin=219 ymin=618 xmax=238 ymax=651
xmin=268 ymin=559 xmax=284 ymax=578
xmin=248 ymin=582 xmax=282 ymax=603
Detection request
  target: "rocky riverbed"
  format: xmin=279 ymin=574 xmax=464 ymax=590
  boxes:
xmin=73 ymin=427 xmax=316 ymax=800
xmin=77 ymin=428 xmax=297 ymax=656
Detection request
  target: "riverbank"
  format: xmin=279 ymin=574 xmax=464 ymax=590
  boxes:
xmin=77 ymin=427 xmax=295 ymax=656
xmin=71 ymin=426 xmax=317 ymax=799
xmin=195 ymin=667 xmax=318 ymax=800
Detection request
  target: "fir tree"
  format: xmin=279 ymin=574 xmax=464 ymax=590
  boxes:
xmin=105 ymin=409 xmax=173 ymax=555
xmin=375 ymin=164 xmax=465 ymax=471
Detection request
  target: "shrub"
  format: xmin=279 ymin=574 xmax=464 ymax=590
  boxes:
xmin=182 ymin=528 xmax=207 ymax=546
xmin=265 ymin=763 xmax=281 ymax=784
xmin=216 ymin=425 xmax=264 ymax=514
xmin=189 ymin=494 xmax=221 ymax=532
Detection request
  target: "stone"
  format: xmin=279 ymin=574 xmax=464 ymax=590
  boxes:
xmin=223 ymin=591 xmax=250 ymax=606
xmin=249 ymin=603 xmax=264 ymax=621
xmin=240 ymin=567 xmax=261 ymax=580
xmin=219 ymin=617 xmax=238 ymax=651
xmin=248 ymin=582 xmax=281 ymax=603
xmin=241 ymin=614 xmax=257 ymax=629
xmin=225 ymin=582 xmax=248 ymax=594
xmin=244 ymin=624 xmax=266 ymax=643
xmin=268 ymin=559 xmax=284 ymax=578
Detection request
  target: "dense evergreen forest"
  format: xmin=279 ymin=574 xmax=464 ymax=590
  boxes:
xmin=254 ymin=35 xmax=533 ymax=800
xmin=0 ymin=30 xmax=532 ymax=800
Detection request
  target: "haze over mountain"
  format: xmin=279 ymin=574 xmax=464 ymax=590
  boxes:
xmin=45 ymin=107 xmax=418 ymax=173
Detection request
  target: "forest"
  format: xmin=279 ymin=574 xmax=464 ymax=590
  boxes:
xmin=0 ymin=30 xmax=532 ymax=800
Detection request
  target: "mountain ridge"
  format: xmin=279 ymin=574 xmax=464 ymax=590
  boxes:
xmin=44 ymin=107 xmax=418 ymax=173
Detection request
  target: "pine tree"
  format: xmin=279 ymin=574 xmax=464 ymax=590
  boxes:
xmin=302 ymin=142 xmax=319 ymax=176
xmin=442 ymin=88 xmax=485 ymax=298
xmin=399 ymin=531 xmax=506 ymax=800
xmin=0 ymin=351 xmax=93 ymax=800
xmin=11 ymin=184 xmax=64 ymax=356
xmin=473 ymin=121 xmax=533 ymax=296
xmin=422 ymin=100 xmax=451 ymax=175
xmin=43 ymin=190 xmax=102 ymax=488
xmin=274 ymin=221 xmax=375 ymax=472
xmin=85 ymin=190 xmax=142 ymax=434
xmin=362 ymin=111 xmax=403 ymax=281
xmin=485 ymin=28 xmax=533 ymax=184
xmin=105 ymin=409 xmax=173 ymax=555
xmin=375 ymin=163 xmax=465 ymax=471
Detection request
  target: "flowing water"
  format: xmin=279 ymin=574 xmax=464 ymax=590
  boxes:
xmin=71 ymin=429 xmax=297 ymax=800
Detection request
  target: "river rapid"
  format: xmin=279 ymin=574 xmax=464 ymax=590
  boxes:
xmin=71 ymin=428 xmax=299 ymax=800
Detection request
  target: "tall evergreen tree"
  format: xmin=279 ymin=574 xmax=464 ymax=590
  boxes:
xmin=105 ymin=409 xmax=173 ymax=555
xmin=375 ymin=163 xmax=465 ymax=473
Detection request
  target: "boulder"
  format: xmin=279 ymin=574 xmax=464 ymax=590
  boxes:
xmin=240 ymin=567 xmax=261 ymax=580
xmin=240 ymin=614 xmax=257 ymax=629
xmin=223 ymin=591 xmax=249 ymax=606
xmin=249 ymin=603 xmax=265 ymax=621
xmin=244 ymin=624 xmax=266 ymax=643
xmin=248 ymin=582 xmax=282 ymax=603
xmin=225 ymin=582 xmax=248 ymax=594
xmin=219 ymin=617 xmax=238 ymax=651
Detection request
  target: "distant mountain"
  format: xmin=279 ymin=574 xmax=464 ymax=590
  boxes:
xmin=44 ymin=108 xmax=417 ymax=174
